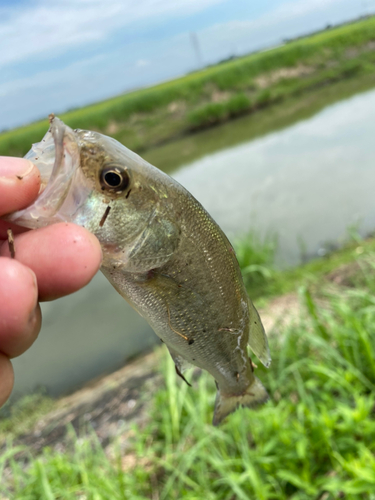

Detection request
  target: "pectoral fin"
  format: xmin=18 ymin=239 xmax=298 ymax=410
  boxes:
xmin=125 ymin=215 xmax=180 ymax=272
xmin=248 ymin=299 xmax=271 ymax=368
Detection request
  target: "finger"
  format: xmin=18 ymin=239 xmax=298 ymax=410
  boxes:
xmin=0 ymin=258 xmax=41 ymax=358
xmin=0 ymin=354 xmax=14 ymax=408
xmin=0 ymin=223 xmax=102 ymax=301
xmin=0 ymin=157 xmax=41 ymax=216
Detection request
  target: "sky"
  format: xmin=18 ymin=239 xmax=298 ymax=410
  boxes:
xmin=1 ymin=0 xmax=374 ymax=131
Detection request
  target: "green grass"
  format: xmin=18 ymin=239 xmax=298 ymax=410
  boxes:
xmin=2 ymin=16 xmax=375 ymax=159
xmin=0 ymin=392 xmax=54 ymax=442
xmin=235 ymin=232 xmax=375 ymax=302
xmin=2 ymin=242 xmax=375 ymax=498
xmin=188 ymin=93 xmax=252 ymax=128
xmin=234 ymin=231 xmax=277 ymax=292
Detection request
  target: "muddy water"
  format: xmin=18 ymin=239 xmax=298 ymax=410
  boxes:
xmin=10 ymin=84 xmax=375 ymax=398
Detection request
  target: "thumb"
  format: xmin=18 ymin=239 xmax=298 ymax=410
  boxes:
xmin=0 ymin=157 xmax=41 ymax=216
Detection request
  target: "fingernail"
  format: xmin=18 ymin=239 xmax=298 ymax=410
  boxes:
xmin=87 ymin=231 xmax=103 ymax=266
xmin=27 ymin=269 xmax=39 ymax=322
xmin=28 ymin=303 xmax=40 ymax=330
xmin=0 ymin=157 xmax=36 ymax=179
xmin=28 ymin=267 xmax=38 ymax=291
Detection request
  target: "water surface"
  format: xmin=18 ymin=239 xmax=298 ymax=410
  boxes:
xmin=173 ymin=87 xmax=375 ymax=266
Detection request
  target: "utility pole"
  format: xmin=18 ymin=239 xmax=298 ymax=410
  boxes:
xmin=190 ymin=32 xmax=203 ymax=69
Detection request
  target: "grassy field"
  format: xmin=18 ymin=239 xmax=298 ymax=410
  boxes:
xmin=1 ymin=16 xmax=375 ymax=160
xmin=1 ymin=234 xmax=375 ymax=499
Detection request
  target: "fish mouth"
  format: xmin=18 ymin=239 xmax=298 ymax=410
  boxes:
xmin=6 ymin=116 xmax=89 ymax=229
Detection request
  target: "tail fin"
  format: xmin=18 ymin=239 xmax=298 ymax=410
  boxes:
xmin=212 ymin=377 xmax=268 ymax=426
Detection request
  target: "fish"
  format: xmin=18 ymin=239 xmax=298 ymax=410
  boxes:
xmin=7 ymin=116 xmax=271 ymax=425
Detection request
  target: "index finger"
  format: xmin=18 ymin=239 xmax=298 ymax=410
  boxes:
xmin=0 ymin=157 xmax=41 ymax=216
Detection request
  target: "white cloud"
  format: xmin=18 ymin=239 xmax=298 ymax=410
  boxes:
xmin=189 ymin=0 xmax=364 ymax=64
xmin=0 ymin=0 xmax=372 ymax=130
xmin=0 ymin=54 xmax=107 ymax=98
xmin=0 ymin=0 xmax=226 ymax=68
xmin=199 ymin=0 xmax=352 ymax=46
xmin=136 ymin=59 xmax=150 ymax=67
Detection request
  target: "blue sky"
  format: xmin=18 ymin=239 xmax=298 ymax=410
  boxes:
xmin=0 ymin=0 xmax=374 ymax=131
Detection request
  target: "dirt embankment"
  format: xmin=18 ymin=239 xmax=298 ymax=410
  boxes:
xmin=1 ymin=352 xmax=162 ymax=457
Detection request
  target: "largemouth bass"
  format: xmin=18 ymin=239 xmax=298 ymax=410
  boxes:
xmin=7 ymin=116 xmax=271 ymax=425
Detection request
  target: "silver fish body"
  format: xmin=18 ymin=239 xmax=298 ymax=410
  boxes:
xmin=8 ymin=117 xmax=271 ymax=425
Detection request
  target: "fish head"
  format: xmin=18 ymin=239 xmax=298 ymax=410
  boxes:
xmin=7 ymin=116 xmax=177 ymax=268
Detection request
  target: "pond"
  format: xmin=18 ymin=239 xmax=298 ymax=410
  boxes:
xmin=10 ymin=84 xmax=375 ymax=397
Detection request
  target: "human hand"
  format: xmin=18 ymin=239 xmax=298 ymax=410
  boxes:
xmin=0 ymin=156 xmax=102 ymax=408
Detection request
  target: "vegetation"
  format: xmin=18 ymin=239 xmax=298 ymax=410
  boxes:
xmin=234 ymin=231 xmax=277 ymax=293
xmin=1 ymin=234 xmax=375 ymax=498
xmin=1 ymin=16 xmax=375 ymax=160
xmin=0 ymin=392 xmax=54 ymax=440
xmin=235 ymin=231 xmax=375 ymax=302
xmin=188 ymin=93 xmax=252 ymax=127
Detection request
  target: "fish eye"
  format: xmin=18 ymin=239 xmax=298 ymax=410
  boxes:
xmin=104 ymin=171 xmax=122 ymax=187
xmin=100 ymin=167 xmax=129 ymax=192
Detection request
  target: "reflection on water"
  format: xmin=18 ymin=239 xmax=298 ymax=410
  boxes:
xmin=143 ymin=74 xmax=375 ymax=173
xmin=11 ymin=85 xmax=375 ymax=398
xmin=173 ymin=88 xmax=375 ymax=266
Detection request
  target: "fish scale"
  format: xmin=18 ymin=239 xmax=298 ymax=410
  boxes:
xmin=7 ymin=116 xmax=271 ymax=425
